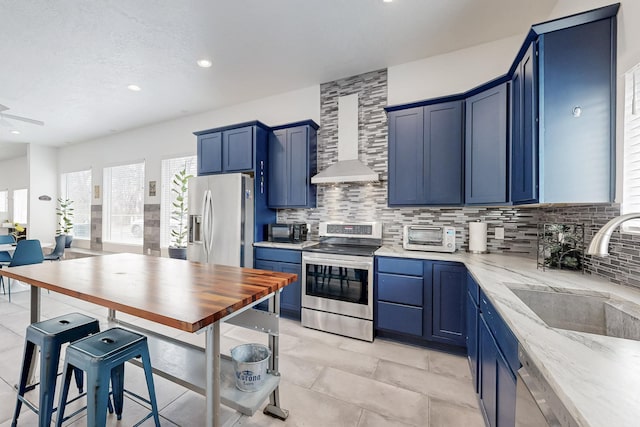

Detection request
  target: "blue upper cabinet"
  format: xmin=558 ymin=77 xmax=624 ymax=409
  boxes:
xmin=198 ymin=132 xmax=222 ymax=175
xmin=539 ymin=17 xmax=615 ymax=203
xmin=223 ymin=126 xmax=254 ymax=172
xmin=511 ymin=43 xmax=538 ymax=204
xmin=267 ymin=120 xmax=318 ymax=209
xmin=195 ymin=121 xmax=269 ymax=176
xmin=465 ymin=83 xmax=508 ymax=205
xmin=388 ymin=101 xmax=463 ymax=206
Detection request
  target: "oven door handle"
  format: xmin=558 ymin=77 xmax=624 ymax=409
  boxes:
xmin=303 ymin=257 xmax=372 ymax=270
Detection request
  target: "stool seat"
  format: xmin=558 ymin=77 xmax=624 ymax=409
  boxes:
xmin=56 ymin=327 xmax=160 ymax=427
xmin=12 ymin=313 xmax=100 ymax=427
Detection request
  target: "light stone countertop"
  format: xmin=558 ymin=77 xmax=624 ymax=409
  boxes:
xmin=376 ymin=245 xmax=640 ymax=427
xmin=253 ymin=241 xmax=318 ymax=250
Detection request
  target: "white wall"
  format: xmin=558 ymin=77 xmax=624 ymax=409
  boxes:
xmin=546 ymin=1 xmax=640 ymax=203
xmin=0 ymin=155 xmax=29 ymax=224
xmin=27 ymin=145 xmax=58 ymax=242
xmin=387 ymin=34 xmax=524 ymax=106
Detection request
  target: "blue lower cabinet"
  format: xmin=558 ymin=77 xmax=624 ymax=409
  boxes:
xmin=254 ymin=248 xmax=302 ymax=319
xmin=375 ymin=257 xmax=466 ymax=348
xmin=431 ymin=263 xmax=466 ymax=345
xmin=479 ymin=307 xmax=517 ymax=427
xmin=466 ymin=290 xmax=479 ymax=392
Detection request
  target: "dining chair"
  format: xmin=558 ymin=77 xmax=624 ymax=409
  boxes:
xmin=0 ymin=239 xmax=44 ymax=302
xmin=0 ymin=234 xmax=15 ymax=297
xmin=44 ymin=235 xmax=66 ymax=261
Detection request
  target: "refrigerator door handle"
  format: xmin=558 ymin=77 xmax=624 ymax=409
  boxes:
xmin=202 ymin=190 xmax=211 ymax=261
xmin=208 ymin=191 xmax=215 ymax=257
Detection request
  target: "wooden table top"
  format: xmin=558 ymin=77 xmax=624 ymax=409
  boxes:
xmin=0 ymin=253 xmax=297 ymax=332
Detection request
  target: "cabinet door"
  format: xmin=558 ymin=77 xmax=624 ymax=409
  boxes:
xmin=223 ymin=126 xmax=253 ymax=172
xmin=466 ymin=292 xmax=479 ymax=392
xmin=279 ymin=262 xmax=302 ymax=318
xmin=388 ymin=107 xmax=426 ymax=206
xmin=496 ymin=349 xmax=517 ymax=427
xmin=511 ymin=44 xmax=538 ymax=204
xmin=267 ymin=129 xmax=287 ymax=207
xmin=465 ymin=83 xmax=508 ymax=204
xmin=287 ymin=126 xmax=310 ymax=207
xmin=430 ymin=263 xmax=466 ymax=345
xmin=480 ymin=315 xmax=498 ymax=427
xmin=541 ymin=19 xmax=614 ymax=203
xmin=424 ymin=101 xmax=463 ymax=204
xmin=198 ymin=132 xmax=222 ymax=175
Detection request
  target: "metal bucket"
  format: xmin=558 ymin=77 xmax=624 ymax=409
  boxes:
xmin=230 ymin=343 xmax=271 ymax=392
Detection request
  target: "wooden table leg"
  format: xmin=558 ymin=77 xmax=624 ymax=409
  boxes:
xmin=205 ymin=321 xmax=221 ymax=427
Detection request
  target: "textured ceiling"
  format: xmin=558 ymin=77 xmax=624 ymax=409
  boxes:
xmin=0 ymin=0 xmax=557 ymax=159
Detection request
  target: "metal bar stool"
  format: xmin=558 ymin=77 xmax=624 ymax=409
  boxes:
xmin=56 ymin=327 xmax=161 ymax=427
xmin=12 ymin=312 xmax=101 ymax=427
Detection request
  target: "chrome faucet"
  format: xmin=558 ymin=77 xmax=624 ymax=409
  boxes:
xmin=586 ymin=212 xmax=640 ymax=257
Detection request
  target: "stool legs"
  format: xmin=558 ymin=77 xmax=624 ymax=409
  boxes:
xmin=12 ymin=341 xmax=36 ymax=427
xmin=140 ymin=349 xmax=161 ymax=426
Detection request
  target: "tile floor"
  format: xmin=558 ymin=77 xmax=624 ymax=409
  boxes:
xmin=0 ymin=283 xmax=485 ymax=426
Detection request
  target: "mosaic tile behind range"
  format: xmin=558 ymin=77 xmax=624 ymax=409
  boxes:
xmin=277 ymin=69 xmax=541 ymax=255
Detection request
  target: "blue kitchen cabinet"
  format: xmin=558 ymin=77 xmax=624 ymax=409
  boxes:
xmin=195 ymin=121 xmax=269 ymax=176
xmin=431 ymin=263 xmax=466 ymax=346
xmin=466 ymin=273 xmax=480 ymax=392
xmin=387 ymin=101 xmax=463 ymax=206
xmin=478 ymin=289 xmax=518 ymax=427
xmin=254 ymin=247 xmax=302 ymax=319
xmin=197 ymin=132 xmax=222 ymax=175
xmin=375 ymin=257 xmax=466 ymax=348
xmin=223 ymin=126 xmax=253 ymax=172
xmin=376 ymin=257 xmax=427 ymax=337
xmin=538 ymin=17 xmax=615 ymax=203
xmin=465 ymin=83 xmax=509 ymax=205
xmin=268 ymin=120 xmax=318 ymax=209
xmin=511 ymin=42 xmax=538 ymax=204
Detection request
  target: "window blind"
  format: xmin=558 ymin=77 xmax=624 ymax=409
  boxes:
xmin=13 ymin=188 xmax=28 ymax=224
xmin=623 ymin=65 xmax=640 ymax=231
xmin=160 ymin=156 xmax=196 ymax=248
xmin=0 ymin=190 xmax=8 ymax=214
xmin=61 ymin=170 xmax=91 ymax=239
xmin=103 ymin=162 xmax=145 ymax=244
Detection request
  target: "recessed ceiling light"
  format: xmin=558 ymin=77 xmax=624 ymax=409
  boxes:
xmin=127 ymin=84 xmax=141 ymax=92
xmin=383 ymin=0 xmax=393 ymax=3
xmin=197 ymin=59 xmax=213 ymax=68
xmin=10 ymin=130 xmax=20 ymax=135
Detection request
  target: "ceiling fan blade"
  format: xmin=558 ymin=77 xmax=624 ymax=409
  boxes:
xmin=2 ymin=113 xmax=44 ymax=126
xmin=0 ymin=104 xmax=8 ymax=112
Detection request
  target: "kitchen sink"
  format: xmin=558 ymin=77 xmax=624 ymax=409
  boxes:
xmin=507 ymin=285 xmax=640 ymax=341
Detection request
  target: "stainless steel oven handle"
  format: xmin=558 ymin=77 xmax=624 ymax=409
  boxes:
xmin=302 ymin=257 xmax=372 ymax=270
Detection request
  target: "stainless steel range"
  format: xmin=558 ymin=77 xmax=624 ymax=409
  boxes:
xmin=301 ymin=221 xmax=382 ymax=342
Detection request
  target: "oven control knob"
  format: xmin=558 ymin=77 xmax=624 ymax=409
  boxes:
xmin=447 ymin=243 xmax=453 ymax=248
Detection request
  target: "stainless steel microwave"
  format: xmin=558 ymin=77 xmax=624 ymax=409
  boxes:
xmin=403 ymin=225 xmax=456 ymax=252
xmin=266 ymin=223 xmax=308 ymax=243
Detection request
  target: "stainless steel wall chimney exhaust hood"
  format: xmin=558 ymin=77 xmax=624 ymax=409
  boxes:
xmin=311 ymin=94 xmax=379 ymax=184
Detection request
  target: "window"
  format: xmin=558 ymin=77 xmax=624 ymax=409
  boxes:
xmin=61 ymin=170 xmax=92 ymax=239
xmin=103 ymin=162 xmax=145 ymax=244
xmin=160 ymin=156 xmax=196 ymax=247
xmin=13 ymin=188 xmax=28 ymax=224
xmin=0 ymin=190 xmax=8 ymax=216
xmin=622 ymin=64 xmax=640 ymax=231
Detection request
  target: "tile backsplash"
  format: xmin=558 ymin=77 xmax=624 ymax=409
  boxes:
xmin=277 ymin=68 xmax=640 ymax=290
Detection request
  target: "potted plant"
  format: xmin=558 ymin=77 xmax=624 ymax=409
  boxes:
xmin=168 ymin=167 xmax=193 ymax=259
xmin=56 ymin=198 xmax=74 ymax=248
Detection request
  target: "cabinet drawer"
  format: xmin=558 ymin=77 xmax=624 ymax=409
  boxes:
xmin=377 ymin=301 xmax=423 ymax=336
xmin=377 ymin=273 xmax=423 ymax=306
xmin=480 ymin=291 xmax=519 ymax=374
xmin=377 ymin=257 xmax=423 ymax=276
xmin=467 ymin=273 xmax=479 ymax=305
xmin=255 ymin=247 xmax=301 ymax=264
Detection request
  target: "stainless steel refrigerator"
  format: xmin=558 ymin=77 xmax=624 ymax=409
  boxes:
xmin=187 ymin=174 xmax=254 ymax=267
